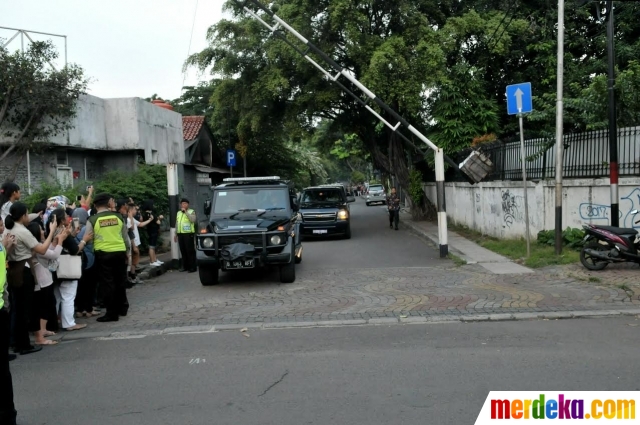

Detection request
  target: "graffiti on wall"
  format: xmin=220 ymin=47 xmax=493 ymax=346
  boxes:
xmin=579 ymin=189 xmax=640 ymax=228
xmin=579 ymin=203 xmax=612 ymax=220
xmin=475 ymin=193 xmax=481 ymax=213
xmin=501 ymin=190 xmax=525 ymax=228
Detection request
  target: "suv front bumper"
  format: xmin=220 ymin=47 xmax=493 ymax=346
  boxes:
xmin=196 ymin=235 xmax=293 ymax=269
xmin=300 ymin=220 xmax=349 ymax=236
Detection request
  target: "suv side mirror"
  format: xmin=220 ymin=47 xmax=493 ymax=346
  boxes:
xmin=204 ymin=200 xmax=211 ymax=215
xmin=347 ymin=195 xmax=356 ymax=203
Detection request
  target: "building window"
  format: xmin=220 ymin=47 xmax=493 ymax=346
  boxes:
xmin=57 ymin=150 xmax=68 ymax=166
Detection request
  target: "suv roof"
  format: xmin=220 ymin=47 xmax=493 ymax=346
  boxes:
xmin=215 ymin=176 xmax=292 ymax=189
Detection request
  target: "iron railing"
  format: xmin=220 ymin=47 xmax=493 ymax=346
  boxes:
xmin=444 ymin=126 xmax=640 ymax=182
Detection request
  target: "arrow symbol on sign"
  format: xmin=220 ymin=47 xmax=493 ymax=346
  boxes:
xmin=515 ymin=88 xmax=524 ymax=113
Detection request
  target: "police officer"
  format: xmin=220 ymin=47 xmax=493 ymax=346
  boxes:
xmin=79 ymin=193 xmax=131 ymax=322
xmin=174 ymin=198 xmax=196 ymax=273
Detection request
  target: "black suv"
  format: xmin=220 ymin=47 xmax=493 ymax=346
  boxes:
xmin=298 ymin=185 xmax=355 ymax=239
xmin=197 ymin=177 xmax=303 ymax=285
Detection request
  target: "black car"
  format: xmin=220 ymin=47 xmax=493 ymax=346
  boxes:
xmin=196 ymin=176 xmax=303 ymax=286
xmin=298 ymin=185 xmax=356 ymax=239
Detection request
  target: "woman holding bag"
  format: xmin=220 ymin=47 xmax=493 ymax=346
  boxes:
xmin=27 ymin=222 xmax=65 ymax=345
xmin=47 ymin=209 xmax=86 ymax=332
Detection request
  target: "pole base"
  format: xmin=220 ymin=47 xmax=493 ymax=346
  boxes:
xmin=440 ymin=244 xmax=448 ymax=258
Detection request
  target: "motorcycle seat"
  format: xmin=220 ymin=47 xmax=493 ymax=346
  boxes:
xmin=595 ymin=225 xmax=638 ymax=235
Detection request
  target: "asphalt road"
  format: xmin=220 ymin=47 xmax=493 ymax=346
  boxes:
xmin=12 ymin=317 xmax=640 ymax=425
xmin=294 ymin=197 xmax=445 ymax=271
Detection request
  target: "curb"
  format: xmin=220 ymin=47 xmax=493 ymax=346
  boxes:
xmin=54 ymin=308 xmax=640 ymax=341
xmin=402 ymin=218 xmax=471 ymax=262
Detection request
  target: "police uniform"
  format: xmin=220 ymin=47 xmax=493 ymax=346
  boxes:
xmin=176 ymin=201 xmax=196 ymax=272
xmin=87 ymin=207 xmax=131 ymax=321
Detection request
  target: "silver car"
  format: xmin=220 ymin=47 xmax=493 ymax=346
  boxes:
xmin=366 ymin=184 xmax=386 ymax=206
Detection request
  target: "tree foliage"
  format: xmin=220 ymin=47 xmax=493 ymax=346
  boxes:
xmin=0 ymin=41 xmax=88 ymax=173
xmin=186 ymin=0 xmax=640 ymax=217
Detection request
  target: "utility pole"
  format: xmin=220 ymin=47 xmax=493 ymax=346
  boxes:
xmin=606 ymin=0 xmax=619 ymax=226
xmin=227 ymin=108 xmax=233 ymax=178
xmin=554 ymin=0 xmax=565 ymax=255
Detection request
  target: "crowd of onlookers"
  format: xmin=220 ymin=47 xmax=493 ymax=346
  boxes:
xmin=0 ymin=182 xmax=165 ymax=356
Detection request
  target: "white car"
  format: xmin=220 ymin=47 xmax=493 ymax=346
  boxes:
xmin=366 ymin=184 xmax=386 ymax=206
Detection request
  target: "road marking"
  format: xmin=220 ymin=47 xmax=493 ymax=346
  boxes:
xmin=189 ymin=358 xmax=206 ymax=364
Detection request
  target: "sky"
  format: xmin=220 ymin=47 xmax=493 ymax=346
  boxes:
xmin=1 ymin=0 xmax=225 ymax=100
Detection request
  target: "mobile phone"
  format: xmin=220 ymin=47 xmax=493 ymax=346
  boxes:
xmin=76 ymin=195 xmax=82 ymax=201
xmin=72 ymin=217 xmax=80 ymax=230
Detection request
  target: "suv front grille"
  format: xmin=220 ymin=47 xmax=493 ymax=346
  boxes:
xmin=218 ymin=234 xmax=264 ymax=248
xmin=303 ymin=213 xmax=337 ymax=223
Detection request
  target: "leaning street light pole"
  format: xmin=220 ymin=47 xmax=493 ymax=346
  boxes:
xmin=232 ymin=0 xmax=455 ymax=256
xmin=606 ymin=0 xmax=619 ymax=226
xmin=554 ymin=0 xmax=565 ymax=255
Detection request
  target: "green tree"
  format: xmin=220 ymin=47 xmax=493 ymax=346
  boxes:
xmin=0 ymin=41 xmax=88 ymax=177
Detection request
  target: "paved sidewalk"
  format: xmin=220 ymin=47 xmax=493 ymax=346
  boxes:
xmin=401 ymin=214 xmax=533 ymax=274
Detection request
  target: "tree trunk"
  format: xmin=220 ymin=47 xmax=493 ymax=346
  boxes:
xmin=0 ymin=109 xmax=38 ymax=164
xmin=0 ymin=87 xmax=13 ymax=128
xmin=8 ymin=150 xmax=26 ymax=182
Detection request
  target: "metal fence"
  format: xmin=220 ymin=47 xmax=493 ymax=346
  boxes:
xmin=446 ymin=126 xmax=640 ymax=182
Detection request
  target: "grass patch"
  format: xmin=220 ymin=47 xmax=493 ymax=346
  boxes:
xmin=588 ymin=277 xmax=601 ymax=283
xmin=448 ymin=254 xmax=467 ymax=266
xmin=451 ymin=224 xmax=580 ymax=268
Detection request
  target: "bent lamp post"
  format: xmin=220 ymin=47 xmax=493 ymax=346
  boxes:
xmin=231 ymin=0 xmax=488 ymax=257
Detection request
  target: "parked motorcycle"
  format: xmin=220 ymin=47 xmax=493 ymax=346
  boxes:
xmin=580 ymin=209 xmax=640 ymax=270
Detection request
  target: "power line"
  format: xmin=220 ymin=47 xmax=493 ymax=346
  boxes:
xmin=182 ymin=0 xmax=199 ymax=91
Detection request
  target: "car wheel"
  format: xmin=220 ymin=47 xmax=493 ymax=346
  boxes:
xmin=344 ymin=225 xmax=351 ymax=239
xmin=199 ymin=266 xmax=219 ymax=286
xmin=366 ymin=202 xmax=370 ymax=206
xmin=280 ymin=261 xmax=296 ymax=283
xmin=295 ymin=254 xmax=302 ymax=264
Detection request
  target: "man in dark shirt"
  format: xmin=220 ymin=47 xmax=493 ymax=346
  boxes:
xmin=386 ymin=187 xmax=401 ymax=230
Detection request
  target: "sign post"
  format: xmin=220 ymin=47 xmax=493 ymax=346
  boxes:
xmin=227 ymin=149 xmax=236 ymax=178
xmin=506 ymin=82 xmax=533 ymax=257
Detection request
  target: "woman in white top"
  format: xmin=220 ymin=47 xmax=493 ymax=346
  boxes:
xmin=27 ymin=222 xmax=67 ymax=345
xmin=0 ymin=182 xmax=20 ymax=222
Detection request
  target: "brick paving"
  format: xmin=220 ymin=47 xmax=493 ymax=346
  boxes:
xmin=72 ymin=260 xmax=640 ymax=334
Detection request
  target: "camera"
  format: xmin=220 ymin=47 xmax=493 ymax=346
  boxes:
xmin=76 ymin=195 xmax=82 ymax=201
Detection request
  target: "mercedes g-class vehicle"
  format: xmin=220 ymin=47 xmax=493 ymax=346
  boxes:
xmin=197 ymin=176 xmax=303 ymax=286
xmin=298 ymin=185 xmax=355 ymax=239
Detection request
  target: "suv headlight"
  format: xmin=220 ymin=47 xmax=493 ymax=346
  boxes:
xmin=269 ymin=234 xmax=283 ymax=245
xmin=202 ymin=237 xmax=214 ymax=248
xmin=337 ymin=210 xmax=349 ymax=220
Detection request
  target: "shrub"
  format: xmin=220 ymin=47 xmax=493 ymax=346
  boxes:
xmin=537 ymin=227 xmax=585 ymax=250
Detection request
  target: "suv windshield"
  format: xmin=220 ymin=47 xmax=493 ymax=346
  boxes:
xmin=369 ymin=185 xmax=384 ymax=192
xmin=301 ymin=188 xmax=344 ymax=204
xmin=213 ymin=188 xmax=289 ymax=214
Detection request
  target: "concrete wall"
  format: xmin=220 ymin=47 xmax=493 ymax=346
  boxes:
xmin=424 ymin=177 xmax=640 ymax=238
xmin=0 ymin=148 xmax=138 ymax=192
xmin=178 ymin=165 xmax=214 ymax=216
xmin=2 ymin=94 xmax=184 ymax=165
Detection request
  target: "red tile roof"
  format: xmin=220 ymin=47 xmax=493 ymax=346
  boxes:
xmin=182 ymin=116 xmax=205 ymax=141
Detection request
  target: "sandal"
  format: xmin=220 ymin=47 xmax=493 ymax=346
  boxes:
xmin=64 ymin=324 xmax=87 ymax=331
xmin=35 ymin=340 xmax=59 ymax=346
xmin=43 ymin=331 xmax=56 ymax=337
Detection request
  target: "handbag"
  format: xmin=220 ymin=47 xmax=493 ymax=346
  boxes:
xmin=56 ymin=255 xmax=83 ymax=280
xmin=7 ymin=259 xmax=27 ymax=288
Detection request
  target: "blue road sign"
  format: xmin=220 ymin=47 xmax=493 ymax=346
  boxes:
xmin=227 ymin=149 xmax=236 ymax=167
xmin=506 ymin=82 xmax=533 ymax=115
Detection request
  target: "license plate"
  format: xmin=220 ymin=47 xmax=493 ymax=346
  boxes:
xmin=313 ymin=229 xmax=328 ymax=234
xmin=225 ymin=259 xmax=254 ymax=269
